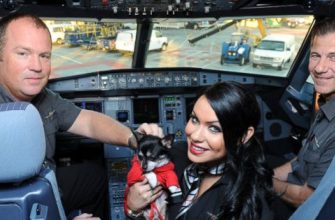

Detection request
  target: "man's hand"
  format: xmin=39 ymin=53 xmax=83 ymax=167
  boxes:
xmin=127 ymin=178 xmax=163 ymax=212
xmin=137 ymin=123 xmax=164 ymax=138
xmin=127 ymin=123 xmax=164 ymax=149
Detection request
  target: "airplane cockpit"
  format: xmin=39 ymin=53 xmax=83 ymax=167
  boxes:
xmin=0 ymin=0 xmax=334 ymax=219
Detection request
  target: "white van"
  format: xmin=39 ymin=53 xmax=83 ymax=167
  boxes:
xmin=47 ymin=24 xmax=74 ymax=45
xmin=252 ymin=34 xmax=295 ymax=70
xmin=115 ymin=30 xmax=168 ymax=53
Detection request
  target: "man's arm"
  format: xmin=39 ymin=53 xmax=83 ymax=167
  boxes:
xmin=67 ymin=109 xmax=163 ymax=147
xmin=273 ymin=178 xmax=314 ymax=207
xmin=273 ymin=158 xmax=295 ymax=181
xmin=272 ymin=157 xmax=313 ymax=206
xmin=68 ymin=109 xmax=133 ymax=147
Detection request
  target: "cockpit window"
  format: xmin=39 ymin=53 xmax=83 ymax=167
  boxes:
xmin=147 ymin=16 xmax=313 ymax=77
xmin=41 ymin=16 xmax=313 ymax=79
xmin=44 ymin=19 xmax=136 ymax=79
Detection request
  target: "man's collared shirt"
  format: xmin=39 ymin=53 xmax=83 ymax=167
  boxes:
xmin=288 ymin=97 xmax=335 ymax=189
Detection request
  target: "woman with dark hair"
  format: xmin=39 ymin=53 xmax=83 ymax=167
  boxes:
xmin=126 ymin=81 xmax=274 ymax=220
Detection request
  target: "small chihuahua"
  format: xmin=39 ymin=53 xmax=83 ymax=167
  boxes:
xmin=125 ymin=133 xmax=182 ymax=220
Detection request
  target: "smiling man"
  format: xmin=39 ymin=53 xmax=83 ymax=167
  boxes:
xmin=0 ymin=12 xmax=163 ymax=219
xmin=272 ymin=17 xmax=335 ymax=220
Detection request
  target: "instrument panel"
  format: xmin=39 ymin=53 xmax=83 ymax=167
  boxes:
xmin=49 ymin=69 xmax=290 ymax=143
xmin=72 ymin=94 xmax=193 ymax=141
xmin=48 ymin=69 xmax=285 ymax=92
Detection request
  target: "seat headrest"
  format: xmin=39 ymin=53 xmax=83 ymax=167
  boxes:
xmin=0 ymin=102 xmax=46 ymax=183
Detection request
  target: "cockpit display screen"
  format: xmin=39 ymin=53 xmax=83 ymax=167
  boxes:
xmin=133 ymin=98 xmax=159 ymax=124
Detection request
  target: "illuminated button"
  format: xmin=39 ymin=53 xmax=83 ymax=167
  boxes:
xmin=138 ymin=78 xmax=144 ymax=84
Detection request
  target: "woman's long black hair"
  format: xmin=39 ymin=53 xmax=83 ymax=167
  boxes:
xmin=202 ymin=81 xmax=273 ymax=220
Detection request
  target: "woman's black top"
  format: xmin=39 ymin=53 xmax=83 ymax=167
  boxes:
xmin=168 ymin=142 xmax=273 ymax=220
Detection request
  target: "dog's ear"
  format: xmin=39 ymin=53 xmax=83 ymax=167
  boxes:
xmin=161 ymin=134 xmax=175 ymax=149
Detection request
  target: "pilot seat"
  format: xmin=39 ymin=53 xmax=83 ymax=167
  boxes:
xmin=0 ymin=102 xmax=67 ymax=220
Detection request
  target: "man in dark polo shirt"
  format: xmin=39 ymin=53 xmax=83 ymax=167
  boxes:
xmin=0 ymin=12 xmax=162 ymax=219
xmin=272 ymin=18 xmax=335 ymax=220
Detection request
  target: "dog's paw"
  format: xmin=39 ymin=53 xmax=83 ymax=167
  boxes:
xmin=144 ymin=172 xmax=158 ymax=188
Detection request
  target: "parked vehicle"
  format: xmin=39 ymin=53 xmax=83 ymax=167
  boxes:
xmin=96 ymin=36 xmax=117 ymax=52
xmin=47 ymin=24 xmax=74 ymax=45
xmin=184 ymin=21 xmax=216 ymax=29
xmin=80 ymin=35 xmax=99 ymax=50
xmin=252 ymin=34 xmax=295 ymax=70
xmin=64 ymin=30 xmax=100 ymax=48
xmin=115 ymin=30 xmax=168 ymax=53
xmin=285 ymin=17 xmax=306 ymax=28
xmin=220 ymin=32 xmax=251 ymax=65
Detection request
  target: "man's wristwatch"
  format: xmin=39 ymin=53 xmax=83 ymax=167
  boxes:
xmin=126 ymin=208 xmax=143 ymax=219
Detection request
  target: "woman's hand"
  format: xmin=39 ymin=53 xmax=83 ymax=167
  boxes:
xmin=127 ymin=178 xmax=163 ymax=212
xmin=73 ymin=213 xmax=100 ymax=220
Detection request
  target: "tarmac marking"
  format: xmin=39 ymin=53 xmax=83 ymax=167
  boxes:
xmin=53 ymin=53 xmax=82 ymax=64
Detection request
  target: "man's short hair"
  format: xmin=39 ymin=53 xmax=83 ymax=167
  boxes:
xmin=310 ymin=17 xmax=335 ymax=46
xmin=0 ymin=12 xmax=50 ymax=55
